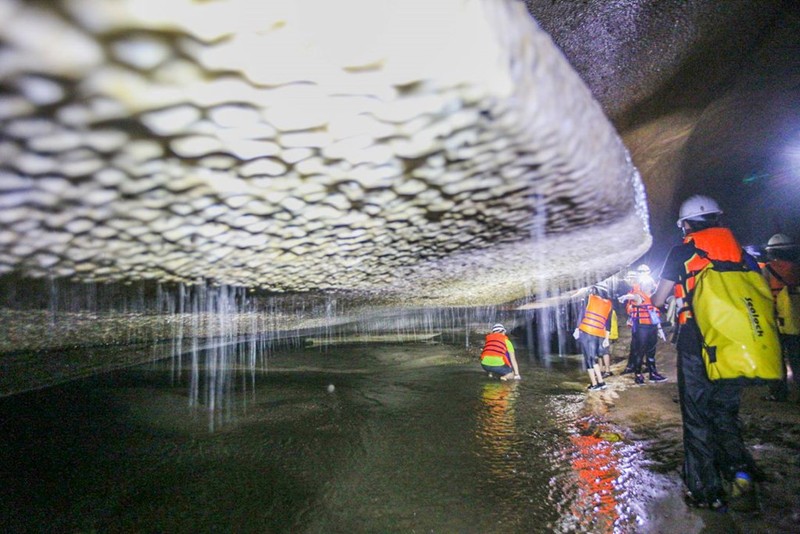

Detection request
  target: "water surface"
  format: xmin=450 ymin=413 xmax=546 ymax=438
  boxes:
xmin=0 ymin=341 xmax=658 ymax=533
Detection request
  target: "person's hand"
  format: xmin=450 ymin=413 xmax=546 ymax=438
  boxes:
xmin=513 ymin=374 xmax=521 ymax=380
xmin=573 ymin=328 xmax=580 ymax=340
xmin=602 ymin=338 xmax=610 ymax=348
xmin=657 ymin=327 xmax=667 ymax=341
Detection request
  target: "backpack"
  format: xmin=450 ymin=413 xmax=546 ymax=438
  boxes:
xmin=767 ymin=265 xmax=800 ymax=335
xmin=691 ymin=260 xmax=783 ymax=384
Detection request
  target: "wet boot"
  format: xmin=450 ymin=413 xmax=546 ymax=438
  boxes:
xmin=647 ymin=356 xmax=667 ymax=382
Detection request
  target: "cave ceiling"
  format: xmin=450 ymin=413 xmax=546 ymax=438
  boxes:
xmin=525 ymin=0 xmax=800 ymax=265
xmin=1 ymin=0 xmax=798 ymax=305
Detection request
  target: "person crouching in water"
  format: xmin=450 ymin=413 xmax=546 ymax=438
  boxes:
xmin=480 ymin=324 xmax=521 ymax=381
xmin=573 ymin=283 xmax=613 ymax=391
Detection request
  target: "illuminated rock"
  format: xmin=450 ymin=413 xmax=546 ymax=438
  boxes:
xmin=0 ymin=0 xmax=650 ymax=304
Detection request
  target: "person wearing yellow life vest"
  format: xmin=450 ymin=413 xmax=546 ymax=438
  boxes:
xmin=618 ymin=276 xmax=668 ymax=385
xmin=572 ymin=283 xmax=613 ymax=391
xmin=480 ymin=324 xmax=521 ymax=381
xmin=761 ymin=233 xmax=800 ymax=402
xmin=598 ymin=309 xmax=619 ymax=378
xmin=651 ymin=195 xmax=759 ymax=511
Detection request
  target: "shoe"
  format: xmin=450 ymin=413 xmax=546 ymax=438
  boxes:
xmin=634 ymin=374 xmax=645 ymax=385
xmin=728 ymin=472 xmax=759 ymax=514
xmin=602 ymin=371 xmax=614 ymax=378
xmin=762 ymin=394 xmax=787 ymax=402
xmin=588 ymin=383 xmax=606 ymax=391
xmin=620 ymin=367 xmax=635 ymax=375
xmin=685 ymin=491 xmax=727 ymax=511
xmin=586 ymin=384 xmax=594 ymax=390
xmin=649 ymin=372 xmax=667 ymax=382
xmin=596 ymin=382 xmax=607 ymax=390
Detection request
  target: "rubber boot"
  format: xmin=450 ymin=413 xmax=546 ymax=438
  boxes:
xmin=647 ymin=356 xmax=667 ymax=382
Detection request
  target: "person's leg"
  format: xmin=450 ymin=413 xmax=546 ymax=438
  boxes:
xmin=602 ymin=353 xmax=612 ymax=376
xmin=592 ymin=363 xmax=607 ymax=387
xmin=644 ymin=327 xmax=666 ymax=381
xmin=585 ymin=353 xmax=598 ymax=387
xmin=622 ymin=333 xmax=636 ymax=374
xmin=785 ymin=334 xmax=800 ymax=400
xmin=765 ymin=335 xmax=790 ymax=401
xmin=678 ymin=348 xmax=724 ymax=506
xmin=710 ymin=382 xmax=755 ymax=479
xmin=581 ymin=335 xmax=602 ymax=388
xmin=482 ymin=364 xmax=513 ymax=378
xmin=631 ymin=327 xmax=646 ymax=384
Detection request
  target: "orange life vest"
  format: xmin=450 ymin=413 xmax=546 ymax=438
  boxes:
xmin=675 ymin=227 xmax=743 ymax=324
xmin=480 ymin=332 xmax=511 ymax=367
xmin=626 ymin=288 xmax=658 ymax=325
xmin=764 ymin=259 xmax=800 ymax=299
xmin=579 ymin=294 xmax=612 ymax=338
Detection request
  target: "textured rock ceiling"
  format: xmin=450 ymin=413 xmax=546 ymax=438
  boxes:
xmin=1 ymin=0 xmax=798 ymax=306
xmin=525 ymin=0 xmax=800 ymax=264
xmin=0 ymin=0 xmax=650 ymax=306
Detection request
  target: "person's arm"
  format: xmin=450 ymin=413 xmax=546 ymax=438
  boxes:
xmin=506 ymin=339 xmax=521 ymax=378
xmin=652 ymin=245 xmax=684 ymax=308
xmin=651 ymin=279 xmax=675 ymax=308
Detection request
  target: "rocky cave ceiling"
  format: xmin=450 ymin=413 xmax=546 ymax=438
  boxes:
xmin=0 ymin=0 xmax=798 ymax=306
xmin=527 ymin=0 xmax=800 ymax=264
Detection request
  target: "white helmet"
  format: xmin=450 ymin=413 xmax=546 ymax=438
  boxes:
xmin=636 ymin=264 xmax=651 ymax=274
xmin=592 ymin=282 xmax=610 ymax=298
xmin=766 ymin=233 xmax=795 ymax=249
xmin=677 ymin=195 xmax=722 ymax=227
xmin=491 ymin=323 xmax=506 ymax=333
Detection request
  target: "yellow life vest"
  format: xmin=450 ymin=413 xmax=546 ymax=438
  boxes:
xmin=609 ymin=310 xmax=619 ymax=341
xmin=765 ymin=261 xmax=800 ymax=335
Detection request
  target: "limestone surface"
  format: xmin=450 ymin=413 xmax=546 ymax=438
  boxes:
xmin=0 ymin=0 xmax=650 ymax=306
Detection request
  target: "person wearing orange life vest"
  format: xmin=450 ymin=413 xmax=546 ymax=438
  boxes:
xmin=480 ymin=324 xmax=521 ymax=381
xmin=651 ymin=195 xmax=759 ymax=511
xmin=618 ymin=274 xmax=668 ymax=385
xmin=620 ymin=264 xmax=658 ymax=376
xmin=572 ymin=283 xmax=613 ymax=391
xmin=761 ymin=233 xmax=800 ymax=402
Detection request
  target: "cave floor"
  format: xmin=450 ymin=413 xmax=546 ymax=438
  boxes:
xmin=593 ymin=327 xmax=800 ymax=533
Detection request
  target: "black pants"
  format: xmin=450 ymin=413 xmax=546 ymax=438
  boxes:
xmin=768 ymin=333 xmax=800 ymax=400
xmin=631 ymin=324 xmax=658 ymax=374
xmin=677 ymin=346 xmax=755 ymax=502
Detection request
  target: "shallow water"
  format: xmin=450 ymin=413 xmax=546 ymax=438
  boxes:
xmin=0 ymin=341 xmax=670 ymax=533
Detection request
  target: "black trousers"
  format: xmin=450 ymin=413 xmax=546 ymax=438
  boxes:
xmin=631 ymin=324 xmax=658 ymax=374
xmin=768 ymin=333 xmax=800 ymax=399
xmin=677 ymin=346 xmax=755 ymax=502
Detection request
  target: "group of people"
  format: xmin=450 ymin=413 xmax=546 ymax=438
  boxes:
xmin=478 ymin=194 xmax=800 ymax=514
xmin=570 ymin=265 xmax=670 ymax=392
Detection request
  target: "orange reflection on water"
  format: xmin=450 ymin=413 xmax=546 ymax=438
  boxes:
xmin=568 ymin=418 xmax=622 ymax=533
xmin=475 ymin=380 xmax=520 ymax=480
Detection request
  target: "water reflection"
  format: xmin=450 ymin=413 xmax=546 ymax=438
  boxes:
xmin=476 ymin=380 xmax=521 ymax=481
xmin=567 ymin=417 xmax=623 ymax=533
